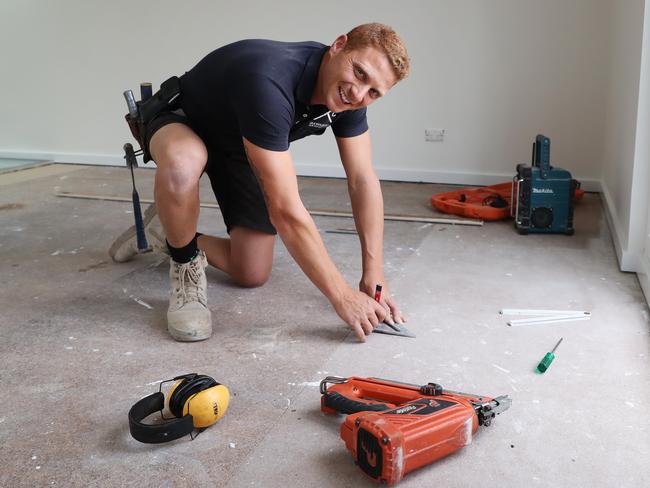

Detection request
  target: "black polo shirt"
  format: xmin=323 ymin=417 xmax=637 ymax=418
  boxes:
xmin=178 ymin=39 xmax=368 ymax=153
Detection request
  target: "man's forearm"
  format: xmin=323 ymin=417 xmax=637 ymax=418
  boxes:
xmin=271 ymin=206 xmax=349 ymax=303
xmin=348 ymin=175 xmax=385 ymax=276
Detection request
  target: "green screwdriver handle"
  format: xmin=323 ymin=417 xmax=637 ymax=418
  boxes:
xmin=537 ymin=338 xmax=563 ymax=373
xmin=537 ymin=352 xmax=555 ymax=372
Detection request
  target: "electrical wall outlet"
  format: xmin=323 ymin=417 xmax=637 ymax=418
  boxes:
xmin=425 ymin=128 xmax=445 ymax=142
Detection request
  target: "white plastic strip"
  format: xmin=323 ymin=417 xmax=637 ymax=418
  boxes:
xmin=500 ymin=309 xmax=590 ymax=317
xmin=507 ymin=314 xmax=591 ymax=327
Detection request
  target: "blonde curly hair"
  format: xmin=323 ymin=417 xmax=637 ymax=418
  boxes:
xmin=344 ymin=23 xmax=410 ymax=81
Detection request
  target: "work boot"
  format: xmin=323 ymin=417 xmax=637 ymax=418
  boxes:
xmin=167 ymin=251 xmax=212 ymax=342
xmin=109 ymin=204 xmax=169 ymax=262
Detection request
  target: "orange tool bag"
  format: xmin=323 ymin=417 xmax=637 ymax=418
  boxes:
xmin=320 ymin=376 xmax=511 ymax=485
xmin=431 ymin=181 xmax=584 ymax=221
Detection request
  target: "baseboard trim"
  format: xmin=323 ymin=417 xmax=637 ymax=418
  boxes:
xmin=639 ymin=251 xmax=650 ymax=304
xmin=0 ymin=150 xmax=602 ymax=190
xmin=599 ymin=180 xmax=642 ymax=272
xmin=290 ymin=162 xmax=601 ymax=190
xmin=0 ymin=150 xmax=120 ymax=166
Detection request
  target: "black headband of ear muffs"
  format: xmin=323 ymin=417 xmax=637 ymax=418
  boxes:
xmin=128 ymin=374 xmax=221 ymax=444
xmin=128 ymin=391 xmax=195 ymax=444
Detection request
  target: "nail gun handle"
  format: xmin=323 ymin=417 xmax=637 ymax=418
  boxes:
xmin=322 ymin=392 xmax=392 ymax=415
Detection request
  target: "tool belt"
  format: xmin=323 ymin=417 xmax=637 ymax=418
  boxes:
xmin=124 ymin=76 xmax=181 ymax=163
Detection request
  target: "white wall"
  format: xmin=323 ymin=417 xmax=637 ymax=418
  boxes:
xmin=632 ymin=1 xmax=650 ymax=298
xmin=600 ymin=0 xmax=647 ymax=272
xmin=0 ymin=0 xmax=611 ymax=188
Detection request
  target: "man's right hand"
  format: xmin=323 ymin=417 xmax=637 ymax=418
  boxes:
xmin=242 ymin=138 xmax=387 ymax=343
xmin=333 ymin=287 xmax=388 ymax=342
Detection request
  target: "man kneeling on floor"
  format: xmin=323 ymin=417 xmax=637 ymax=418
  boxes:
xmin=110 ymin=23 xmax=410 ymax=343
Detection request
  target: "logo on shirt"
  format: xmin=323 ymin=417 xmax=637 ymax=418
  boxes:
xmin=308 ymin=111 xmax=338 ymax=129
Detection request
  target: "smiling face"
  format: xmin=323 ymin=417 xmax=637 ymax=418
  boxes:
xmin=312 ymin=35 xmax=398 ymax=112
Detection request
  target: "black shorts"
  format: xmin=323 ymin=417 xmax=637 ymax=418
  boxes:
xmin=145 ymin=110 xmax=276 ymax=236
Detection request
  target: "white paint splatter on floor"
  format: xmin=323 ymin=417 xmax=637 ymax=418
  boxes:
xmin=492 ymin=364 xmax=510 ymax=374
xmin=129 ymin=295 xmax=153 ymax=309
xmin=287 ymin=381 xmax=320 ymax=387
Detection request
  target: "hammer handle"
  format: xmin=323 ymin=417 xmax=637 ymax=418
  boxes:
xmin=123 ymin=90 xmax=138 ymax=117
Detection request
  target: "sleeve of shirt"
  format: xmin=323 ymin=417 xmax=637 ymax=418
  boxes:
xmin=229 ymin=74 xmax=294 ymax=152
xmin=331 ymin=107 xmax=369 ymax=138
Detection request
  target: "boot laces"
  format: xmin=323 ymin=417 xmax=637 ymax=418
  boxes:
xmin=173 ymin=256 xmax=206 ymax=307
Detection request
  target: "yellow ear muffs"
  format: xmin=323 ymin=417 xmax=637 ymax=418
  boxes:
xmin=182 ymin=384 xmax=230 ymax=428
xmin=129 ymin=373 xmax=229 ymax=444
xmin=165 ymin=375 xmax=230 ymax=428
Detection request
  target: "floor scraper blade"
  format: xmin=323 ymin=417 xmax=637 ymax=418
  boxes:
xmin=373 ymin=322 xmax=416 ymax=338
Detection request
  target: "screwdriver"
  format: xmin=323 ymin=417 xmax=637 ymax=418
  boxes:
xmin=537 ymin=338 xmax=563 ymax=373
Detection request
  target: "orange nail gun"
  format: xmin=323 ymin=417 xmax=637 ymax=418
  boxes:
xmin=320 ymin=376 xmax=511 ymax=485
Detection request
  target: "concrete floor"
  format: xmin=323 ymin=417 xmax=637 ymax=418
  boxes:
xmin=1 ymin=164 xmax=649 ymax=487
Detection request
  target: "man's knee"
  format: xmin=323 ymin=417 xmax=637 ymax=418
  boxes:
xmin=151 ymin=125 xmax=207 ymax=193
xmin=228 ymin=227 xmax=275 ymax=288
xmin=231 ymin=266 xmax=271 ymax=288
